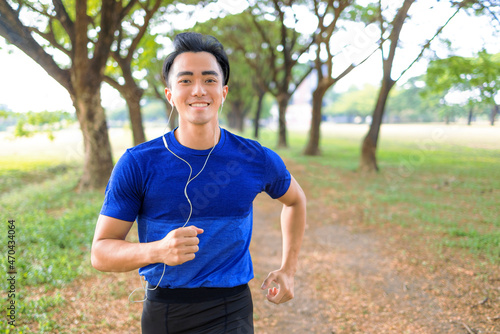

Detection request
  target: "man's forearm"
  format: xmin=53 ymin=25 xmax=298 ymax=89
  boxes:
xmin=279 ymin=193 xmax=307 ymax=274
xmin=91 ymin=239 xmax=158 ymax=272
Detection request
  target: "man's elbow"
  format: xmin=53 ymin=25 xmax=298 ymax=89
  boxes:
xmin=90 ymin=243 xmax=108 ymax=272
xmin=292 ymin=185 xmax=307 ymax=209
xmin=298 ymin=187 xmax=307 ymax=206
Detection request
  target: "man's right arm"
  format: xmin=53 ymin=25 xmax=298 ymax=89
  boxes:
xmin=91 ymin=214 xmax=203 ymax=272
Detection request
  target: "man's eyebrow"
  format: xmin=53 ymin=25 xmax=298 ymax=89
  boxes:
xmin=202 ymin=70 xmax=219 ymax=77
xmin=177 ymin=71 xmax=193 ymax=77
xmin=176 ymin=70 xmax=219 ymax=77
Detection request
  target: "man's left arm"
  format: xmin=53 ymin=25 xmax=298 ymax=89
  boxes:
xmin=261 ymin=174 xmax=306 ymax=304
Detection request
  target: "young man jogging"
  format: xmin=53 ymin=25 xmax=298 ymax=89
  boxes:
xmin=91 ymin=32 xmax=306 ymax=333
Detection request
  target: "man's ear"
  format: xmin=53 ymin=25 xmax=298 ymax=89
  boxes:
xmin=222 ymin=85 xmax=228 ymax=103
xmin=165 ymin=87 xmax=173 ymax=106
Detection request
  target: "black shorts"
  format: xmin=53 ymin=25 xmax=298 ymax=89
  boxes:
xmin=141 ymin=284 xmax=254 ymax=334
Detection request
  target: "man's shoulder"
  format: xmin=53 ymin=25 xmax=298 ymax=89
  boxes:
xmin=127 ymin=135 xmax=164 ymax=155
xmin=118 ymin=136 xmax=164 ymax=168
xmin=223 ymin=128 xmax=265 ymax=151
xmin=222 ymin=129 xmax=284 ymax=165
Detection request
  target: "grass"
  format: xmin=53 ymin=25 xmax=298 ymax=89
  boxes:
xmin=0 ymin=163 xmax=103 ymax=332
xmin=248 ymin=126 xmax=500 ymax=265
xmin=0 ymin=124 xmax=498 ymax=331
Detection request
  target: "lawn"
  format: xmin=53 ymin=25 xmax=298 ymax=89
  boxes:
xmin=255 ymin=123 xmax=499 ymax=264
xmin=0 ymin=123 xmax=498 ymax=332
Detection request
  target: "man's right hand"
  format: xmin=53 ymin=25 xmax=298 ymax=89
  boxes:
xmin=91 ymin=215 xmax=204 ymax=272
xmin=157 ymin=226 xmax=204 ymax=266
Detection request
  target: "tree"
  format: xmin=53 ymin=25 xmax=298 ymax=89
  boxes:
xmin=103 ymin=0 xmax=165 ymax=146
xmin=359 ymin=0 xmax=472 ymax=171
xmin=425 ymin=50 xmax=500 ymax=125
xmin=248 ymin=0 xmax=314 ymax=147
xmin=0 ymin=0 xmax=138 ymax=190
xmin=214 ymin=11 xmax=275 ymax=138
xmin=304 ymin=0 xmax=367 ymax=155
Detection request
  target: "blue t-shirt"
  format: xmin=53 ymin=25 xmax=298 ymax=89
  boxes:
xmin=100 ymin=128 xmax=291 ymax=289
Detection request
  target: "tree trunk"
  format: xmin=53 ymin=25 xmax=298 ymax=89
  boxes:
xmin=360 ymin=78 xmax=394 ymax=172
xmin=123 ymin=88 xmax=146 ymax=146
xmin=253 ymin=92 xmax=265 ymax=139
xmin=234 ymin=114 xmax=244 ymax=132
xmin=304 ymin=86 xmax=328 ymax=156
xmin=106 ymin=63 xmax=147 ymax=146
xmin=445 ymin=113 xmax=450 ymax=125
xmin=467 ymin=106 xmax=473 ymax=125
xmin=227 ymin=101 xmax=245 ymax=132
xmin=277 ymin=94 xmax=289 ymax=148
xmin=72 ymin=88 xmax=114 ymax=191
xmin=490 ymin=104 xmax=498 ymax=126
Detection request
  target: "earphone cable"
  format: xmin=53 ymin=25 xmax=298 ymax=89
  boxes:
xmin=129 ymin=101 xmax=223 ymax=303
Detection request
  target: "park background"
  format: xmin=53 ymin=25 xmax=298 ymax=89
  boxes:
xmin=1 ymin=0 xmax=499 ymax=333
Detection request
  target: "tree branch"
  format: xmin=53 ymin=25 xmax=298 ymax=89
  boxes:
xmin=377 ymin=0 xmax=385 ymax=60
xmin=290 ymin=65 xmax=314 ymax=96
xmin=52 ymin=0 xmax=75 ymax=45
xmin=336 ymin=45 xmax=378 ymax=82
xmin=0 ymin=1 xmax=71 ymax=91
xmin=29 ymin=25 xmax=71 ymax=57
xmin=92 ymin=1 xmax=124 ymax=75
xmin=249 ymin=8 xmax=279 ymax=86
xmin=386 ymin=0 xmax=414 ymax=71
xmin=126 ymin=0 xmax=162 ymax=62
xmin=73 ymin=0 xmax=88 ymax=77
xmin=103 ymin=75 xmax=122 ymax=91
xmin=121 ymin=0 xmax=139 ymax=21
xmin=394 ymin=2 xmax=462 ymax=82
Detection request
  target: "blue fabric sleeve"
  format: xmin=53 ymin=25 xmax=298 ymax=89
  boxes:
xmin=100 ymin=150 xmax=143 ymax=222
xmin=262 ymin=147 xmax=291 ymax=199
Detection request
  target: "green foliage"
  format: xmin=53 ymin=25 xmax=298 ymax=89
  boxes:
xmin=345 ymin=2 xmax=379 ymax=23
xmin=387 ymin=77 xmax=441 ymax=122
xmin=11 ymin=111 xmax=76 ymax=140
xmin=325 ymin=84 xmax=378 ymax=118
xmin=424 ymin=51 xmax=500 ymax=114
xmin=0 ymin=109 xmax=10 ymax=118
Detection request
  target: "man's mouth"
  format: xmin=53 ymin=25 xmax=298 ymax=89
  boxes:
xmin=190 ymin=103 xmax=210 ymax=107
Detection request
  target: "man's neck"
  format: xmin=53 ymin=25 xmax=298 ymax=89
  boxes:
xmin=174 ymin=123 xmax=220 ymax=150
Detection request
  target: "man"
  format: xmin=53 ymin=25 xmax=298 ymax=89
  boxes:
xmin=91 ymin=32 xmax=306 ymax=333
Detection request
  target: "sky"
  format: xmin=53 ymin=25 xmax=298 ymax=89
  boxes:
xmin=0 ymin=1 xmax=498 ymax=113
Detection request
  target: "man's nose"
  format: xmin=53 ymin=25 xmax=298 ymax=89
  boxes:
xmin=192 ymin=80 xmax=206 ymax=96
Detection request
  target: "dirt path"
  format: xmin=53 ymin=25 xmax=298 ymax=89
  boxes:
xmin=248 ymin=165 xmax=499 ymax=334
xmin=251 ymin=193 xmax=451 ymax=334
xmin=44 ymin=164 xmax=498 ymax=333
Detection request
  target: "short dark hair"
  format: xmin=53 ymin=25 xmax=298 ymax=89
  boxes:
xmin=162 ymin=32 xmax=230 ymax=88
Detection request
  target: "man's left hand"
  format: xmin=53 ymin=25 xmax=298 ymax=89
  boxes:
xmin=260 ymin=269 xmax=295 ymax=304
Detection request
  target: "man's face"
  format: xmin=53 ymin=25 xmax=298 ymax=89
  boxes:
xmin=165 ymin=51 xmax=228 ymax=128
